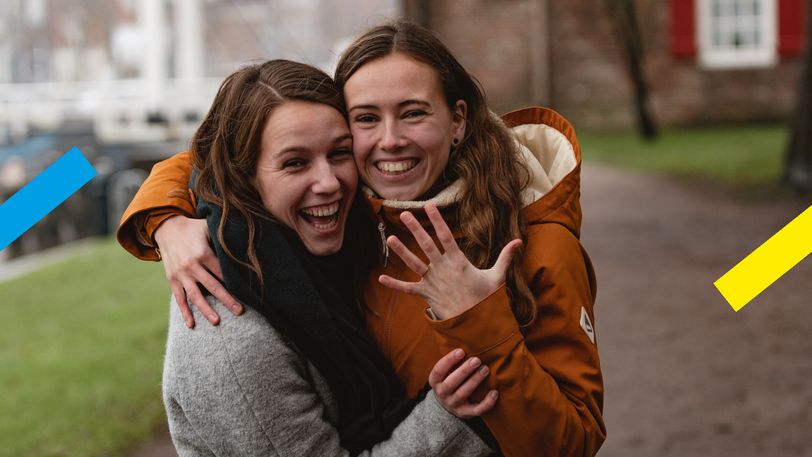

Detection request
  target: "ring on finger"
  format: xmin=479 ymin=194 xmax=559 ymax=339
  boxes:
xmin=420 ymin=264 xmax=431 ymax=277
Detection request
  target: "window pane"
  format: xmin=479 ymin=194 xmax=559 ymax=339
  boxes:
xmin=713 ymin=29 xmax=722 ymax=46
xmin=700 ymin=0 xmax=775 ymax=68
xmin=722 ymin=28 xmax=736 ymax=48
xmin=721 ymin=0 xmax=735 ymax=16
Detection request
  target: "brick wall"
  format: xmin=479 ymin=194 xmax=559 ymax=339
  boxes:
xmin=404 ymin=0 xmax=540 ymax=113
xmin=404 ymin=0 xmax=804 ymax=130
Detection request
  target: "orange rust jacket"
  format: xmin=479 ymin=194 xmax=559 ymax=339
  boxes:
xmin=117 ymin=107 xmax=606 ymax=457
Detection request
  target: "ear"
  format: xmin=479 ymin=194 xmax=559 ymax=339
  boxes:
xmin=451 ymin=99 xmax=467 ymax=139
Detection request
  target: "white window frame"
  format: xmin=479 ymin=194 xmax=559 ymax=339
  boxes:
xmin=696 ymin=0 xmax=777 ymax=69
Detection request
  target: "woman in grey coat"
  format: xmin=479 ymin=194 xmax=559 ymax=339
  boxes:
xmin=160 ymin=59 xmax=495 ymax=456
xmin=164 ymin=297 xmax=490 ymax=456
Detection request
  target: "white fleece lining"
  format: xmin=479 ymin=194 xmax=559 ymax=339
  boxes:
xmin=512 ymin=123 xmax=577 ymax=206
xmin=363 ymin=179 xmax=464 ymax=210
xmin=364 ymin=122 xmax=577 ymax=210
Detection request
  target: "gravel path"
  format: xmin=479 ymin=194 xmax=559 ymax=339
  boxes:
xmin=130 ymin=162 xmax=811 ymax=456
xmin=581 ymin=163 xmax=812 ymax=457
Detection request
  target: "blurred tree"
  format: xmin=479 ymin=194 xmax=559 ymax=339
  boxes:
xmin=606 ymin=0 xmax=658 ymax=140
xmin=406 ymin=0 xmax=431 ymax=27
xmin=784 ymin=0 xmax=812 ymax=191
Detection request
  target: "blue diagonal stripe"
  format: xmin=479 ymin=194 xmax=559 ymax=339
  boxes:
xmin=0 ymin=147 xmax=97 ymax=250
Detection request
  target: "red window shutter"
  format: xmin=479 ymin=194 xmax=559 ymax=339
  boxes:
xmin=671 ymin=0 xmax=696 ymax=58
xmin=779 ymin=0 xmax=807 ymax=56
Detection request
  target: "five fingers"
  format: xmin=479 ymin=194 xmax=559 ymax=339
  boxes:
xmin=386 ymin=235 xmax=427 ymax=276
xmin=183 ymin=279 xmax=221 ymax=326
xmin=400 ymin=211 xmax=443 ymax=261
xmin=168 ymin=254 xmax=243 ymax=328
xmin=378 ymin=274 xmax=421 ymax=295
xmin=440 ymin=357 xmax=488 ymax=398
xmin=429 ymin=349 xmax=499 ymax=418
xmin=425 ymin=204 xmax=462 ymax=257
xmin=490 ymin=239 xmax=523 ymax=276
xmin=458 ymin=390 xmax=499 ymax=418
xmin=194 ymin=260 xmax=243 ymax=316
xmin=429 ymin=348 xmax=466 ymax=386
xmin=170 ymin=282 xmax=195 ymax=329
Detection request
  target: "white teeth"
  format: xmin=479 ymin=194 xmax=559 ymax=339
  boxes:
xmin=376 ymin=160 xmax=417 ymax=174
xmin=311 ymin=219 xmax=338 ymax=230
xmin=301 ymin=202 xmax=339 ymax=217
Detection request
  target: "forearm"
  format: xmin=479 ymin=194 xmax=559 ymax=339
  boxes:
xmin=427 ymin=232 xmax=605 ymax=456
xmin=117 ymin=151 xmax=196 ymax=260
xmin=362 ymin=391 xmax=491 ymax=457
xmin=429 ymin=290 xmax=602 ymax=456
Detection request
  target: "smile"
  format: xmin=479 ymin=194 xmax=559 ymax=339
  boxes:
xmin=375 ymin=159 xmax=418 ymax=175
xmin=299 ymin=201 xmax=340 ymax=231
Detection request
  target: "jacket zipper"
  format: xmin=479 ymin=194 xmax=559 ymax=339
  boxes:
xmin=377 ymin=219 xmax=389 ymax=268
xmin=377 ymin=215 xmax=394 ymax=359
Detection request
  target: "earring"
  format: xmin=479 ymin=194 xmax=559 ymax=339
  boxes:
xmin=451 ymin=138 xmax=460 ymax=147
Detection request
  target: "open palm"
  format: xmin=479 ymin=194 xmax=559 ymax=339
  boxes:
xmin=378 ymin=204 xmax=522 ymax=320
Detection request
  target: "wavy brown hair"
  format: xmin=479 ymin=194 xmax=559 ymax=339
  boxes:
xmin=334 ymin=21 xmax=536 ymax=327
xmin=191 ymin=59 xmax=346 ymax=287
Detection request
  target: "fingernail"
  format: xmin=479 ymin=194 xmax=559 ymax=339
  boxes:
xmin=469 ymin=357 xmax=481 ymax=368
xmin=454 ymin=349 xmax=464 ymax=358
xmin=479 ymin=365 xmax=489 ymax=375
xmin=489 ymin=390 xmax=499 ymax=399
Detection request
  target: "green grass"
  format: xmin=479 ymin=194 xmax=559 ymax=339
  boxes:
xmin=0 ymin=238 xmax=170 ymax=457
xmin=579 ymin=123 xmax=789 ymax=190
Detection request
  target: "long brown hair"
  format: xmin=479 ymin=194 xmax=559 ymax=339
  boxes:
xmin=191 ymin=59 xmax=346 ymax=287
xmin=334 ymin=21 xmax=537 ymax=327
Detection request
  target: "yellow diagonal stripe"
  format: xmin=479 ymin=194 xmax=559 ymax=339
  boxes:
xmin=715 ymin=205 xmax=812 ymax=312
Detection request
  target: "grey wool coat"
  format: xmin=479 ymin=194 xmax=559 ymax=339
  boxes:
xmin=162 ymin=296 xmax=492 ymax=456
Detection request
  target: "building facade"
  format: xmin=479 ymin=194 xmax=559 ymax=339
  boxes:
xmin=404 ymin=0 xmax=808 ymax=129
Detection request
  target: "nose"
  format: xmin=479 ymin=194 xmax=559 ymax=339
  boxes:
xmin=311 ymin=161 xmax=341 ymax=195
xmin=379 ymin=120 xmax=405 ymax=152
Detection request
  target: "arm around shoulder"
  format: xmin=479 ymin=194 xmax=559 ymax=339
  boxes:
xmin=117 ymin=151 xmax=196 ymax=260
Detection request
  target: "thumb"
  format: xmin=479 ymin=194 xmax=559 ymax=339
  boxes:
xmin=490 ymin=239 xmax=522 ymax=277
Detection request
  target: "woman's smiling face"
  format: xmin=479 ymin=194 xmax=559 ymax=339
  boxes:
xmin=343 ymin=52 xmax=466 ymax=201
xmin=253 ymin=100 xmax=356 ymax=256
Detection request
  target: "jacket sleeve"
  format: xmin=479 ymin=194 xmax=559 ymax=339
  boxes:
xmin=163 ymin=297 xmax=493 ymax=457
xmin=427 ymin=223 xmax=605 ymax=457
xmin=116 ymin=151 xmax=196 ymax=260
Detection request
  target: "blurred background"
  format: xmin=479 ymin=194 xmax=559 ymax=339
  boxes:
xmin=0 ymin=0 xmax=810 ymax=456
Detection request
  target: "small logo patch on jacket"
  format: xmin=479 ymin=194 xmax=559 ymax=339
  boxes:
xmin=580 ymin=307 xmax=595 ymax=344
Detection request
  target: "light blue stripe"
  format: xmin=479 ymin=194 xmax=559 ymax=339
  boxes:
xmin=0 ymin=147 xmax=97 ymax=250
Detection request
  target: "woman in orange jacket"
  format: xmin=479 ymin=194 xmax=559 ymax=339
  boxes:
xmin=118 ymin=20 xmax=605 ymax=456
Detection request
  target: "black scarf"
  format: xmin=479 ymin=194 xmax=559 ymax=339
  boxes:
xmin=196 ymin=192 xmax=420 ymax=455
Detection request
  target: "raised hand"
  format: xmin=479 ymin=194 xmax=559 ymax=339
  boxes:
xmin=378 ymin=204 xmax=521 ymax=320
xmin=154 ymin=215 xmax=243 ymax=328
xmin=430 ymin=349 xmax=498 ymax=419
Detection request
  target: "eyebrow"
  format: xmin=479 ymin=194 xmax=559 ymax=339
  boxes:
xmin=348 ymin=99 xmax=431 ymax=113
xmin=332 ymin=133 xmax=353 ymax=144
xmin=276 ymin=133 xmax=353 ymax=156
